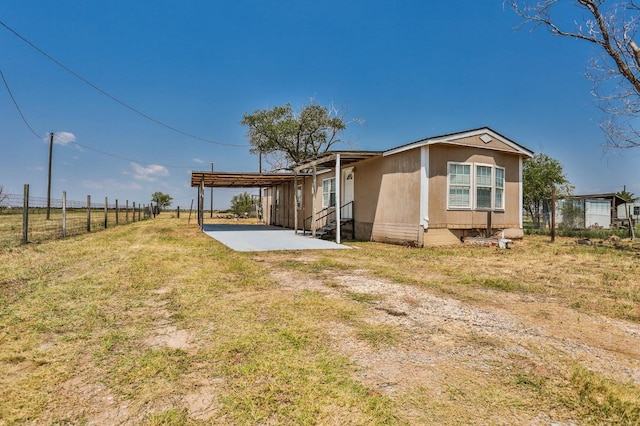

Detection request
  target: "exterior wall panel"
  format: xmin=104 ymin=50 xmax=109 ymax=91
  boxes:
xmin=427 ymin=145 xmax=521 ymax=231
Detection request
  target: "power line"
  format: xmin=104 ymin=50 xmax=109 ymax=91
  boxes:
xmin=70 ymin=142 xmax=195 ymax=169
xmin=1 ymin=63 xmax=218 ymax=170
xmin=0 ymin=19 xmax=248 ymax=148
xmin=0 ymin=65 xmax=43 ymax=139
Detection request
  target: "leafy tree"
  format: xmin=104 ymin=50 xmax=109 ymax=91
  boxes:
xmin=617 ymin=188 xmax=637 ymax=230
xmin=510 ymin=0 xmax=640 ymax=149
xmin=151 ymin=192 xmax=173 ymax=212
xmin=241 ymin=101 xmax=351 ymax=171
xmin=559 ymin=198 xmax=585 ymax=230
xmin=523 ymin=153 xmax=573 ymax=228
xmin=616 ymin=188 xmax=637 ymax=203
xmin=230 ymin=192 xmax=253 ymax=215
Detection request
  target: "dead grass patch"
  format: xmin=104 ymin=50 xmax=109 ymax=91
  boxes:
xmin=1 ymin=220 xmax=638 ymax=424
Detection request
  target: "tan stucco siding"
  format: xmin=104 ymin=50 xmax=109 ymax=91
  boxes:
xmin=354 ymin=150 xmax=422 ymax=244
xmin=443 ymin=133 xmax=520 ymax=153
xmin=427 ymin=145 xmax=522 ymax=229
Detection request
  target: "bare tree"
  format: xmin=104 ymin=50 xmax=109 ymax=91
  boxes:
xmin=0 ymin=185 xmax=8 ymax=206
xmin=509 ymin=0 xmax=640 ymax=149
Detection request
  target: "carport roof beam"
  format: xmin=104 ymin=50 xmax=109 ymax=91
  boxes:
xmin=191 ymin=171 xmax=310 ymax=188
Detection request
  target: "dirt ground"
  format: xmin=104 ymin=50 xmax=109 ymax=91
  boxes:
xmin=8 ymin=242 xmax=639 ymax=424
xmin=266 ymin=254 xmax=640 ymax=424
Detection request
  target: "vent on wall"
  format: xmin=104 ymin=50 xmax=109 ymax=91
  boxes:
xmin=480 ymin=134 xmax=493 ymax=144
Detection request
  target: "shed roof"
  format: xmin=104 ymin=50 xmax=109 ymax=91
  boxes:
xmin=562 ymin=193 xmax=628 ymax=207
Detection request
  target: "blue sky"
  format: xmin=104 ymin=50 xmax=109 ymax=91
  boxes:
xmin=1 ymin=0 xmax=638 ymax=209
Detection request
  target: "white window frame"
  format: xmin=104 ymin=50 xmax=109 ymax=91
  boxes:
xmin=447 ymin=162 xmax=505 ymax=211
xmin=494 ymin=166 xmax=505 ymax=211
xmin=322 ymin=177 xmax=336 ymax=208
xmin=447 ymin=162 xmax=472 ymax=209
xmin=475 ymin=163 xmax=493 ymax=210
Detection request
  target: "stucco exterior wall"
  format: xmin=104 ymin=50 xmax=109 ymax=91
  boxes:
xmin=427 ymin=144 xmax=522 ymax=230
xmin=353 ymin=150 xmax=423 ymax=245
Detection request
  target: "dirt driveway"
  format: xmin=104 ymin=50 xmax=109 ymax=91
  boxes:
xmin=264 ymin=252 xmax=640 ymax=424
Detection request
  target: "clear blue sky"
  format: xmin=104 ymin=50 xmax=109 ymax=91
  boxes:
xmin=1 ymin=0 xmax=638 ymax=209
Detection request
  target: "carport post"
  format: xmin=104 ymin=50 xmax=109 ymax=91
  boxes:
xmin=312 ymin=165 xmax=317 ymax=238
xmin=294 ymin=172 xmax=298 ymax=234
xmin=335 ymin=154 xmax=341 ymax=244
xmin=199 ymin=181 xmax=205 ymax=230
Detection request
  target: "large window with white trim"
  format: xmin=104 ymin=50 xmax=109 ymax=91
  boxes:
xmin=447 ymin=162 xmax=505 ymax=210
xmin=322 ymin=177 xmax=336 ymax=208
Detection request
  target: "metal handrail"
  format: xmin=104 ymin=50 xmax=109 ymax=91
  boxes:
xmin=304 ymin=201 xmax=354 ymax=234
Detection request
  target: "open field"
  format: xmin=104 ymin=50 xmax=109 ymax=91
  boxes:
xmin=1 ymin=216 xmax=639 ymax=424
xmin=0 ymin=209 xmax=146 ymax=247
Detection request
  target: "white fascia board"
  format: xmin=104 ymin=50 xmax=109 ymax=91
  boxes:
xmin=384 ymin=127 xmax=534 ymax=158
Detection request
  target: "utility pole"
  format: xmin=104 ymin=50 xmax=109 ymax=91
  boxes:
xmin=209 ymin=161 xmax=214 ymax=218
xmin=46 ymin=132 xmax=53 ymax=220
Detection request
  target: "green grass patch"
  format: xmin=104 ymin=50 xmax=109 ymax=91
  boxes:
xmin=569 ymin=366 xmax=640 ymax=424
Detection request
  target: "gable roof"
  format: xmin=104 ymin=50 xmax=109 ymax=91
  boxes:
xmin=384 ymin=127 xmax=534 ymax=158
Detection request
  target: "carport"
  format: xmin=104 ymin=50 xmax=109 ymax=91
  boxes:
xmin=191 ymin=171 xmax=350 ymax=251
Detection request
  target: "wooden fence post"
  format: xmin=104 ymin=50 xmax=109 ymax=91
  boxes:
xmin=22 ymin=184 xmax=29 ymax=244
xmin=177 ymin=206 xmax=180 ymax=219
xmin=104 ymin=197 xmax=108 ymax=229
xmin=126 ymin=200 xmax=129 ymax=223
xmin=115 ymin=199 xmax=119 ymax=225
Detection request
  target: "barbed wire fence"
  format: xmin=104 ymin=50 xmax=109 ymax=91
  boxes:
xmin=0 ymin=184 xmax=188 ymax=247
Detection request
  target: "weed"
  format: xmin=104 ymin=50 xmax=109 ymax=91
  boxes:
xmin=569 ymin=366 xmax=640 ymax=424
xmin=356 ymin=323 xmax=399 ymax=348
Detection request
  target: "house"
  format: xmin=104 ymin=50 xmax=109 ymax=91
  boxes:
xmin=192 ymin=127 xmax=534 ymax=246
xmin=617 ymin=201 xmax=640 ymax=224
xmin=554 ymin=193 xmax=627 ymax=229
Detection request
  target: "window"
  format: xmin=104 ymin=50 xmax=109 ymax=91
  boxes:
xmin=476 ymin=165 xmax=492 ymax=209
xmin=448 ymin=163 xmax=471 ymax=208
xmin=494 ymin=167 xmax=505 ymax=210
xmin=634 ymin=206 xmax=640 ymax=216
xmin=322 ymin=177 xmax=336 ymax=208
xmin=296 ymin=185 xmax=303 ymax=209
xmin=447 ymin=162 xmax=505 ymax=210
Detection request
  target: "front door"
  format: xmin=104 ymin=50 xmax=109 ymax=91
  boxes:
xmin=342 ymin=167 xmax=354 ymax=218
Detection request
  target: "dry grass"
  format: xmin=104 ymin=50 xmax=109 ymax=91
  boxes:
xmin=1 ymin=217 xmax=639 ymax=424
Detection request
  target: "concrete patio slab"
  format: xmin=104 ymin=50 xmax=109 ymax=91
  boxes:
xmin=202 ymin=224 xmax=351 ymax=252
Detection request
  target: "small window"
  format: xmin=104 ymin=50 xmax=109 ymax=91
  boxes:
xmin=322 ymin=178 xmax=336 ymax=208
xmin=494 ymin=167 xmax=505 ymax=210
xmin=476 ymin=165 xmax=492 ymax=209
xmin=296 ymin=185 xmax=303 ymax=209
xmin=448 ymin=163 xmax=471 ymax=208
xmin=634 ymin=206 xmax=640 ymax=216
